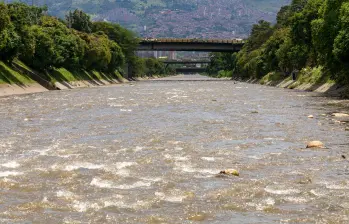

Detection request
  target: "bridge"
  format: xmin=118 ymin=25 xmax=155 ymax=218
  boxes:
xmin=163 ymin=60 xmax=210 ymax=64
xmin=138 ymin=38 xmax=244 ymax=52
xmin=175 ymin=67 xmax=206 ymax=74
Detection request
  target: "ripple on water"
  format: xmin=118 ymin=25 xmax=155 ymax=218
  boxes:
xmin=283 ymin=196 xmax=309 ymax=203
xmin=0 ymin=171 xmax=23 ymax=177
xmin=113 ymin=162 xmax=137 ymax=169
xmin=90 ymin=177 xmax=116 ymax=189
xmin=114 ymin=181 xmax=152 ymax=189
xmin=1 ymin=161 xmax=20 ymax=168
xmin=246 ymin=197 xmax=275 ymax=211
xmin=264 ymin=185 xmax=301 ymax=195
xmin=56 ymin=190 xmax=76 ymax=200
xmin=174 ymin=162 xmax=218 ymax=176
xmin=322 ymin=181 xmax=349 ymax=190
xmin=201 ymin=157 xmax=215 ymax=161
xmin=72 ymin=200 xmax=100 ymax=212
xmin=64 ymin=162 xmax=104 ymax=171
xmin=155 ymin=191 xmax=188 ymax=203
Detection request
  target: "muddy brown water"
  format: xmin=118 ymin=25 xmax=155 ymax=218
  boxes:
xmin=0 ymin=75 xmax=348 ymax=223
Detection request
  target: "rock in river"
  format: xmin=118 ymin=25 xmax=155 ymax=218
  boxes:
xmin=219 ymin=169 xmax=240 ymax=176
xmin=332 ymin=113 xmax=349 ymax=118
xmin=306 ymin=141 xmax=325 ymax=148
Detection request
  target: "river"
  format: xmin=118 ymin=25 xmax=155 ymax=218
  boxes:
xmin=0 ymin=75 xmax=348 ymax=223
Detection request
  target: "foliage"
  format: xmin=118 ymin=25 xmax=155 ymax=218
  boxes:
xmin=207 ymin=52 xmax=238 ymax=76
xmin=210 ymin=0 xmax=349 ymax=84
xmin=93 ymin=22 xmax=139 ymax=62
xmin=0 ymin=25 xmax=20 ymax=63
xmin=0 ymin=2 xmax=170 ymax=80
xmin=7 ymin=2 xmax=46 ymax=30
xmin=66 ymin=9 xmax=93 ymax=33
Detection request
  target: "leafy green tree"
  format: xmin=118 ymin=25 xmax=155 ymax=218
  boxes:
xmin=0 ymin=27 xmax=20 ymax=63
xmin=0 ymin=3 xmax=20 ymax=63
xmin=245 ymin=20 xmax=273 ymax=52
xmin=17 ymin=26 xmax=35 ymax=63
xmin=25 ymin=25 xmax=57 ymax=69
xmin=276 ymin=5 xmax=291 ymax=27
xmin=0 ymin=3 xmax=10 ymax=32
xmin=66 ymin=9 xmax=93 ymax=33
xmin=107 ymin=40 xmax=125 ymax=72
xmin=333 ymin=2 xmax=349 ymax=62
xmin=93 ymin=22 xmax=139 ymax=64
xmin=128 ymin=56 xmax=146 ymax=77
xmin=312 ymin=0 xmax=344 ymax=68
xmin=207 ymin=52 xmax=238 ymax=76
xmin=78 ymin=32 xmax=113 ymax=71
xmin=21 ymin=16 xmax=86 ymax=70
xmin=7 ymin=2 xmax=46 ymax=30
xmin=262 ymin=28 xmax=289 ymax=72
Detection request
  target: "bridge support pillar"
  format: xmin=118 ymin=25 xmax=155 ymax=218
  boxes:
xmin=122 ymin=63 xmax=132 ymax=80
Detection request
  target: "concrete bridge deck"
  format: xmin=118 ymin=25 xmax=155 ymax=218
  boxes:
xmin=175 ymin=67 xmax=207 ymax=73
xmin=138 ymin=38 xmax=244 ymax=52
xmin=163 ymin=60 xmax=210 ymax=64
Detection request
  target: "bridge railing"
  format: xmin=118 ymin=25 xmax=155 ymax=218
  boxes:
xmin=141 ymin=38 xmax=245 ymax=44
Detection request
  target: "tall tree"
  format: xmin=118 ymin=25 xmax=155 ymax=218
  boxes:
xmin=66 ymin=9 xmax=93 ymax=33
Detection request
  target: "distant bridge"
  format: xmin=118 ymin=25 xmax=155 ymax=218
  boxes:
xmin=138 ymin=38 xmax=244 ymax=52
xmin=163 ymin=60 xmax=210 ymax=64
xmin=176 ymin=67 xmax=206 ymax=73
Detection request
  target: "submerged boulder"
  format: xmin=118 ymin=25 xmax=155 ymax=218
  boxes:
xmin=219 ymin=169 xmax=239 ymax=176
xmin=306 ymin=141 xmax=325 ymax=148
xmin=332 ymin=113 xmax=349 ymax=118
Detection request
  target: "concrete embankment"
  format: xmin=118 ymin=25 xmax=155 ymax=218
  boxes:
xmin=0 ymin=78 xmax=130 ymax=97
xmin=234 ymin=69 xmax=349 ymax=98
xmin=0 ymin=60 xmax=133 ymax=97
xmin=0 ymin=83 xmax=49 ymax=96
xmin=0 ymin=72 xmax=166 ymax=97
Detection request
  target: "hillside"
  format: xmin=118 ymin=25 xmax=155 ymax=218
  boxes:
xmin=17 ymin=0 xmax=290 ymax=38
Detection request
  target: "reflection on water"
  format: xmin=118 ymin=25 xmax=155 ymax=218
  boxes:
xmin=0 ymin=75 xmax=348 ymax=223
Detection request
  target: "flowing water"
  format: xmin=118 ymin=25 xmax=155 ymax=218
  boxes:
xmin=0 ymin=75 xmax=349 ymax=223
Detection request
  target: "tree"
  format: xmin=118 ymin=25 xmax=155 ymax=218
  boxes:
xmin=66 ymin=9 xmax=93 ymax=33
xmin=0 ymin=3 xmax=10 ymax=32
xmin=0 ymin=3 xmax=20 ymax=63
xmin=245 ymin=20 xmax=273 ymax=52
xmin=107 ymin=40 xmax=125 ymax=72
xmin=92 ymin=21 xmax=139 ymax=63
xmin=276 ymin=6 xmax=291 ymax=27
xmin=207 ymin=52 xmax=238 ymax=76
xmin=78 ymin=32 xmax=113 ymax=71
xmin=21 ymin=16 xmax=86 ymax=70
xmin=25 ymin=25 xmax=57 ymax=69
xmin=262 ymin=28 xmax=290 ymax=72
xmin=7 ymin=2 xmax=46 ymax=30
xmin=333 ymin=2 xmax=349 ymax=63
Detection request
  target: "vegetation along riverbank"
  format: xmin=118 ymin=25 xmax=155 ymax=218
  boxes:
xmin=0 ymin=3 xmax=174 ymax=96
xmin=207 ymin=0 xmax=349 ymax=98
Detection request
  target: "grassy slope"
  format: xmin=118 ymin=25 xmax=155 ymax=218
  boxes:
xmin=260 ymin=67 xmax=336 ymax=87
xmin=0 ymin=61 xmax=35 ymax=85
xmin=0 ymin=60 xmax=124 ymax=86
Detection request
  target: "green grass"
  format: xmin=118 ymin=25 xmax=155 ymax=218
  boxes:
xmin=45 ymin=67 xmax=123 ymax=84
xmin=288 ymin=67 xmax=335 ymax=89
xmin=0 ymin=60 xmax=126 ymax=87
xmin=260 ymin=71 xmax=283 ymax=84
xmin=0 ymin=61 xmax=35 ymax=85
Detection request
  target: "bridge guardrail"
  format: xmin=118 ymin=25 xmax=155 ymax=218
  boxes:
xmin=141 ymin=38 xmax=245 ymax=44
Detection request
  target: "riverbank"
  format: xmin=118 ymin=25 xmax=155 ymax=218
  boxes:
xmin=0 ymin=60 xmax=167 ymax=97
xmin=233 ymin=68 xmax=349 ymax=98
